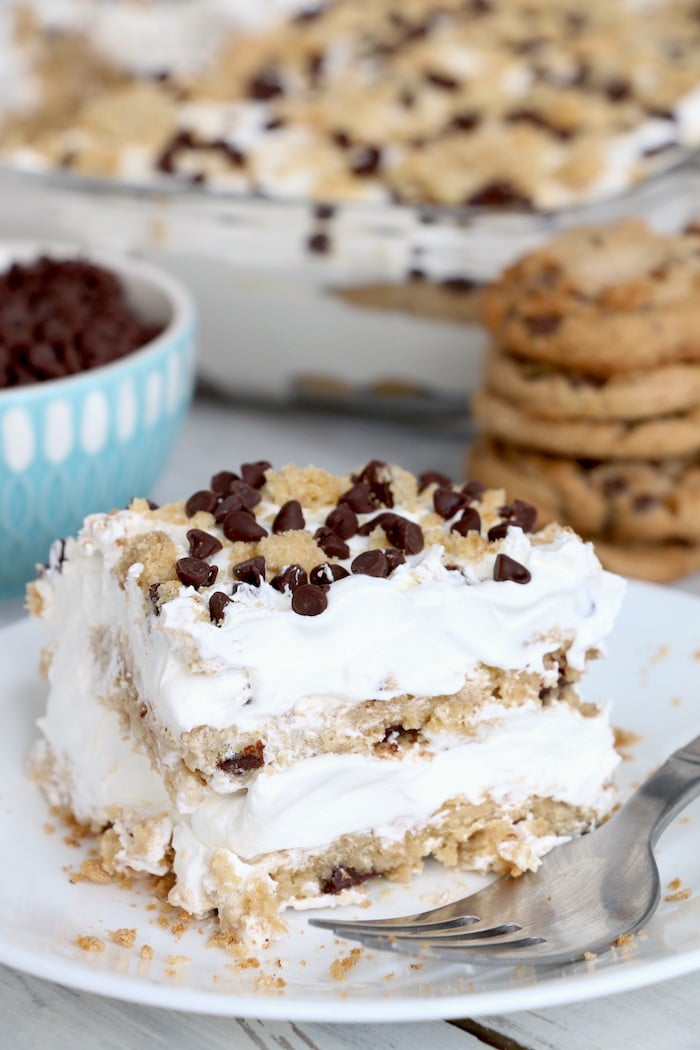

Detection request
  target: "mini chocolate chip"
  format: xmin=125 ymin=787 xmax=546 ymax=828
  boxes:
xmin=351 ymin=549 xmax=390 ymax=577
xmin=292 ymin=583 xmax=328 ymax=616
xmin=467 ymin=180 xmax=532 ymax=209
xmin=506 ymin=108 xmax=572 ymax=139
xmin=314 ymin=527 xmax=350 ymax=559
xmin=352 ymin=460 xmax=394 ymax=507
xmin=307 ymin=231 xmax=331 ymax=254
xmin=333 ymin=129 xmax=353 ymax=149
xmin=434 ymin=487 xmax=466 ymax=519
xmin=357 ymin=511 xmax=400 ymax=536
xmin=187 ymin=528 xmax=223 ymax=560
xmin=210 ymin=470 xmax=239 ymax=494
xmin=487 ymin=521 xmax=510 ymax=541
xmin=148 ymin=582 xmax=162 ymax=615
xmin=633 ymin=494 xmax=658 ymax=512
xmin=218 ymin=740 xmax=265 ymax=775
xmin=384 ymin=548 xmax=406 ymax=573
xmin=338 ymin=482 xmax=378 ymax=513
xmin=494 ymin=553 xmax=531 ymax=584
xmin=240 ymin=460 xmax=271 ymax=488
xmin=213 ymin=493 xmax=248 ymax=523
xmin=270 ymin=564 xmax=308 ymax=593
xmin=418 ymin=469 xmax=452 ymax=492
xmin=451 ymin=507 xmax=481 ymax=536
xmin=222 ymin=510 xmax=268 ymax=543
xmin=462 ymin=479 xmax=486 ymax=502
xmin=441 ymin=276 xmax=480 ymax=293
xmin=176 ymin=557 xmax=219 ymax=589
xmin=209 ymin=591 xmax=232 ymax=624
xmin=320 ymin=865 xmax=375 ymax=895
xmin=185 ymin=489 xmax=218 ymax=517
xmin=248 ymin=68 xmax=284 ymax=100
xmin=309 ymin=562 xmax=350 ymax=585
xmin=273 ymin=500 xmax=306 ymax=533
xmin=450 ymin=111 xmax=481 ymax=132
xmin=233 ymin=555 xmax=266 ymax=586
xmin=426 ymin=70 xmax=459 ymax=90
xmin=350 ymin=145 xmax=382 ymax=177
xmin=314 ymin=203 xmax=336 ymax=220
xmin=527 ymin=313 xmax=562 ymax=335
xmin=384 ymin=516 xmax=424 ymax=554
xmin=146 ymin=500 xmax=159 ymax=511
xmin=326 ymin=503 xmax=358 ymax=539
xmin=500 ymin=499 xmax=538 ymax=533
xmin=605 ymin=78 xmax=631 ymax=101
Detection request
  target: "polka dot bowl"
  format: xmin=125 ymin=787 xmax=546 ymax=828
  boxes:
xmin=0 ymin=242 xmax=196 ymax=596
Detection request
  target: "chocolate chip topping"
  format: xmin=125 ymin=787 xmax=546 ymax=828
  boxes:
xmin=527 ymin=313 xmax=562 ymax=335
xmin=350 ymin=145 xmax=382 ymax=176
xmin=314 ymin=527 xmax=350 ymax=559
xmin=338 ymin=482 xmax=378 ymax=513
xmin=383 ymin=515 xmax=424 ymax=554
xmin=185 ymin=489 xmax=218 ymax=517
xmin=493 ymin=553 xmax=531 ymax=584
xmin=487 ymin=521 xmax=510 ymax=541
xmin=213 ymin=493 xmax=249 ymax=523
xmin=272 ymin=499 xmax=306 ymax=533
xmin=270 ymin=564 xmax=308 ymax=593
xmin=451 ymin=507 xmax=481 ymax=536
xmin=418 ymin=469 xmax=452 ymax=492
xmin=291 ymin=583 xmax=328 ymax=616
xmin=209 ymin=590 xmax=232 ymax=624
xmin=222 ymin=510 xmax=268 ymax=543
xmin=433 ymin=487 xmax=466 ymax=519
xmin=232 ymin=555 xmax=266 ymax=586
xmin=187 ymin=528 xmax=223 ymax=560
xmin=462 ymin=479 xmax=486 ymax=502
xmin=351 ymin=549 xmax=390 ymax=577
xmin=176 ymin=556 xmax=219 ymax=589
xmin=325 ymin=503 xmax=358 ymax=539
xmin=240 ymin=460 xmax=272 ymax=488
xmin=309 ymin=562 xmax=350 ymax=586
xmin=383 ymin=548 xmax=406 ymax=573
xmin=248 ymin=68 xmax=285 ymax=100
xmin=210 ymin=470 xmax=239 ymax=495
xmin=218 ymin=740 xmax=266 ymax=775
xmin=148 ymin=582 xmax=162 ymax=615
xmin=468 ymin=180 xmax=532 ymax=208
xmin=320 ymin=865 xmax=376 ymax=895
xmin=357 ymin=511 xmax=400 ymax=537
xmin=499 ymin=499 xmax=538 ymax=533
xmin=352 ymin=460 xmax=394 ymax=507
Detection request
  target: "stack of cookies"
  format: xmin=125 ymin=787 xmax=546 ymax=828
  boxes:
xmin=468 ymin=219 xmax=700 ymax=582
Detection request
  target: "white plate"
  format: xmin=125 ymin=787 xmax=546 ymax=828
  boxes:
xmin=1 ymin=580 xmax=700 ymax=1022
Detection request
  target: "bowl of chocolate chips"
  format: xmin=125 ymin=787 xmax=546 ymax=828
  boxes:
xmin=0 ymin=243 xmax=196 ymax=595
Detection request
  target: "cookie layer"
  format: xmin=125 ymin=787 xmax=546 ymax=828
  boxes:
xmin=482 ymin=221 xmax=700 ymax=376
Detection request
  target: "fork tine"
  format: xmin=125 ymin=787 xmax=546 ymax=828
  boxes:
xmin=330 ymin=928 xmax=546 ymax=961
xmin=309 ymin=912 xmax=480 ymax=935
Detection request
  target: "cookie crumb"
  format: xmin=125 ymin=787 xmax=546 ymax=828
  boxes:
xmin=330 ymin=946 xmax=364 ymax=980
xmin=76 ymin=935 xmax=105 ymax=953
xmin=665 ymin=888 xmax=691 ymax=902
xmin=107 ymin=928 xmax=138 ymax=948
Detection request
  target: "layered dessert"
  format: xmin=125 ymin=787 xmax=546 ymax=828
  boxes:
xmin=2 ymin=0 xmax=699 ymax=209
xmin=28 ymin=460 xmax=625 ymax=945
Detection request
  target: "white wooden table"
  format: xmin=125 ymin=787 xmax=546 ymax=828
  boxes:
xmin=2 ymin=397 xmax=699 ymax=1050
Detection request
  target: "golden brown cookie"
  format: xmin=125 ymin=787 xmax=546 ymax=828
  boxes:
xmin=590 ymin=539 xmax=700 ymax=584
xmin=467 ymin=436 xmax=700 ymax=544
xmin=483 ymin=345 xmax=700 ymax=423
xmin=482 ymin=221 xmax=700 ymax=376
xmin=471 ymin=388 xmax=700 ymax=460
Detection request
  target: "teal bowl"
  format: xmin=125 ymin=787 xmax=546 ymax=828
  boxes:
xmin=0 ymin=242 xmax=196 ymax=596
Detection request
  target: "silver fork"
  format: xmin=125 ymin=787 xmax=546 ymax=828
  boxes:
xmin=309 ymin=734 xmax=700 ymax=966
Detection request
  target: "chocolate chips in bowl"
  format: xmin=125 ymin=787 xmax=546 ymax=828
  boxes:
xmin=0 ymin=242 xmax=196 ymax=595
xmin=0 ymin=255 xmax=163 ymax=389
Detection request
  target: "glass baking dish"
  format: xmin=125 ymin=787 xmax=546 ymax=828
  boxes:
xmin=1 ymin=156 xmax=698 ymax=417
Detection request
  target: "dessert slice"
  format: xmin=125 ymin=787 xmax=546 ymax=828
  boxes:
xmin=28 ymin=459 xmax=625 ymax=946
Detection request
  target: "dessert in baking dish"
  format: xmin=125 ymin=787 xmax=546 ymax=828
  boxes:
xmin=28 ymin=459 xmax=624 ymax=945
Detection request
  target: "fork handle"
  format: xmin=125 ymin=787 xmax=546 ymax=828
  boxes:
xmin=614 ymin=734 xmax=700 ymax=847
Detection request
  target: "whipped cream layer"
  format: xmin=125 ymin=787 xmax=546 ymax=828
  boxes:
xmin=35 ymin=496 xmax=625 ymax=739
